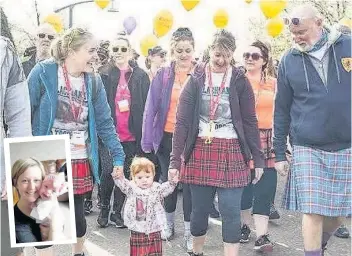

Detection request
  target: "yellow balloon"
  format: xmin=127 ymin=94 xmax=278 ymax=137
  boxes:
xmin=94 ymin=0 xmax=110 ymax=9
xmin=260 ymin=0 xmax=287 ymax=19
xmin=140 ymin=34 xmax=158 ymax=57
xmin=153 ymin=10 xmax=174 ymax=38
xmin=266 ymin=17 xmax=284 ymax=37
xmin=181 ymin=0 xmax=200 ymax=11
xmin=340 ymin=17 xmax=352 ymax=28
xmin=43 ymin=14 xmax=63 ymax=33
xmin=245 ymin=0 xmax=253 ymax=3
xmin=213 ymin=9 xmax=229 ymax=29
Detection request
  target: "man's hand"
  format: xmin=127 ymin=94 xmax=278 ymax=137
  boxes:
xmin=168 ymin=169 xmax=179 ymax=183
xmin=1 ymin=183 xmax=7 ymax=201
xmin=111 ymin=166 xmax=124 ymax=180
xmin=275 ymin=161 xmax=290 ymax=176
xmin=252 ymin=168 xmax=264 ymax=184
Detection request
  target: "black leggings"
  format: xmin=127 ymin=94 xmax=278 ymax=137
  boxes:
xmin=74 ymin=194 xmax=87 ymax=237
xmin=99 ymin=141 xmax=136 ymax=213
xmin=241 ymin=168 xmax=277 ymax=216
xmin=157 ymin=132 xmax=192 ymax=221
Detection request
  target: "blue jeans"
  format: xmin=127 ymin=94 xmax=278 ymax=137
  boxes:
xmin=189 ymin=184 xmax=243 ymax=243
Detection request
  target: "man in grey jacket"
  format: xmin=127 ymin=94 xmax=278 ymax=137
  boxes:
xmin=1 ymin=7 xmax=32 ymax=256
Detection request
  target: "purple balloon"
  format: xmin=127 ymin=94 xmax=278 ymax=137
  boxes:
xmin=123 ymin=16 xmax=137 ymax=35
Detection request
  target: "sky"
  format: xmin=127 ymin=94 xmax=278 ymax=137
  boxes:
xmin=1 ymin=0 xmax=279 ymax=58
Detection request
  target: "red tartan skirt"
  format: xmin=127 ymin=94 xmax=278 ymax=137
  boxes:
xmin=72 ymin=158 xmax=93 ymax=195
xmin=181 ymin=138 xmax=250 ymax=188
xmin=130 ymin=231 xmax=162 ymax=256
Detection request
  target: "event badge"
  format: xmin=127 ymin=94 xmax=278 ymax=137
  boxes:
xmin=71 ymin=131 xmax=85 ymax=147
xmin=118 ymin=99 xmax=130 ymax=112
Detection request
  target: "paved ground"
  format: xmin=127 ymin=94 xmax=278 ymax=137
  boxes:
xmin=24 ymin=175 xmax=351 ymax=256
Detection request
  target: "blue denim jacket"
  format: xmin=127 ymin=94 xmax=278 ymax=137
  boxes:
xmin=27 ymin=59 xmax=125 ymax=184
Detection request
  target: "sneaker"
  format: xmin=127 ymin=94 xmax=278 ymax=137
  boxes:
xmin=161 ymin=225 xmax=175 ymax=241
xmin=334 ymin=225 xmax=350 ymax=238
xmin=97 ymin=206 xmax=110 ymax=228
xmin=254 ymin=234 xmax=274 ymax=252
xmin=269 ymin=204 xmax=280 ymax=220
xmin=322 ymin=242 xmax=327 ymax=256
xmin=189 ymin=253 xmax=204 ymax=256
xmin=240 ymin=224 xmax=251 ymax=243
xmin=73 ymin=253 xmax=85 ymax=256
xmin=84 ymin=200 xmax=93 ymax=215
xmin=110 ymin=212 xmax=127 ymax=228
xmin=209 ymin=205 xmax=220 ymax=218
xmin=183 ymin=234 xmax=193 ymax=253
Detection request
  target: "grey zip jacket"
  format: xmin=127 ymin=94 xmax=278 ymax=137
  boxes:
xmin=0 ymin=36 xmax=32 ymax=189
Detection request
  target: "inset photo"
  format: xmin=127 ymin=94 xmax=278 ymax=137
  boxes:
xmin=3 ymin=135 xmax=76 ymax=248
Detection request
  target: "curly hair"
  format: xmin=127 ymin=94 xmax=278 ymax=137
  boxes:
xmin=170 ymin=27 xmax=194 ymax=56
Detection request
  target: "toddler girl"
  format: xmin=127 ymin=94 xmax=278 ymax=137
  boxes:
xmin=112 ymin=157 xmax=178 ymax=256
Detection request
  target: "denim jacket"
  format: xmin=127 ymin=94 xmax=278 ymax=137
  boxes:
xmin=27 ymin=59 xmax=125 ymax=184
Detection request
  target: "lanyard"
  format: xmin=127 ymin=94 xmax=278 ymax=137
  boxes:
xmin=207 ymin=64 xmax=228 ymax=121
xmin=62 ymin=64 xmax=86 ymax=122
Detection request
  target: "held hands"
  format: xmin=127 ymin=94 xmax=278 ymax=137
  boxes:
xmin=168 ymin=169 xmax=179 ymax=183
xmin=275 ymin=161 xmax=290 ymax=176
xmin=252 ymin=168 xmax=264 ymax=184
xmin=111 ymin=166 xmax=124 ymax=180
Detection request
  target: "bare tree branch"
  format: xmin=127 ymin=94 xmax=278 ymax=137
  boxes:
xmin=34 ymin=0 xmax=40 ymax=26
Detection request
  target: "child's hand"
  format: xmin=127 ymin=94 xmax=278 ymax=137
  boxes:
xmin=111 ymin=166 xmax=124 ymax=180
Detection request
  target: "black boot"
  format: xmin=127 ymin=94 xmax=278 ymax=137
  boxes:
xmin=110 ymin=186 xmax=127 ymax=228
xmin=97 ymin=204 xmax=110 ymax=228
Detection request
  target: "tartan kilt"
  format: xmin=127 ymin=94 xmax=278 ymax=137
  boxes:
xmin=130 ymin=231 xmax=162 ymax=256
xmin=181 ymin=138 xmax=250 ymax=188
xmin=249 ymin=129 xmax=275 ymax=169
xmin=283 ymin=145 xmax=352 ymax=216
xmin=72 ymin=158 xmax=93 ymax=195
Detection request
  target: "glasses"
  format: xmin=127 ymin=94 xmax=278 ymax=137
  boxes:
xmin=284 ymin=17 xmax=311 ymax=26
xmin=112 ymin=47 xmax=128 ymax=53
xmin=243 ymin=52 xmax=263 ymax=61
xmin=38 ymin=33 xmax=55 ymax=40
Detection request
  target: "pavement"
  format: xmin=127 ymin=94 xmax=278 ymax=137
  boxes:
xmin=24 ymin=175 xmax=351 ymax=256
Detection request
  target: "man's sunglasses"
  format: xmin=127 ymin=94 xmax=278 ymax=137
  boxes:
xmin=38 ymin=33 xmax=55 ymax=40
xmin=112 ymin=47 xmax=128 ymax=53
xmin=284 ymin=17 xmax=305 ymax=26
xmin=243 ymin=52 xmax=263 ymax=61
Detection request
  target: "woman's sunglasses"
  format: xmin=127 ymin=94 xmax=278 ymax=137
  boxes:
xmin=38 ymin=33 xmax=55 ymax=40
xmin=243 ymin=52 xmax=263 ymax=61
xmin=112 ymin=47 xmax=128 ymax=53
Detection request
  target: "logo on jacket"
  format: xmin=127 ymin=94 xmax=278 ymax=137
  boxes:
xmin=341 ymin=57 xmax=352 ymax=72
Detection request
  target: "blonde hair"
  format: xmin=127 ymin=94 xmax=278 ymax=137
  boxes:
xmin=130 ymin=157 xmax=155 ymax=178
xmin=51 ymin=27 xmax=94 ymax=64
xmin=12 ymin=158 xmax=46 ymax=187
xmin=210 ymin=29 xmax=236 ymax=55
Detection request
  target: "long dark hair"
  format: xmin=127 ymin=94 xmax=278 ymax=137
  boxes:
xmin=0 ymin=7 xmax=15 ymax=46
xmin=250 ymin=40 xmax=275 ymax=81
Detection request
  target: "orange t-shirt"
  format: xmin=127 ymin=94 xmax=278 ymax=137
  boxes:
xmin=248 ymin=76 xmax=276 ymax=129
xmin=164 ymin=70 xmax=190 ymax=133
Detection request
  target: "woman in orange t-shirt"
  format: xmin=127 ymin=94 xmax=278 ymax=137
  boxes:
xmin=240 ymin=40 xmax=277 ymax=252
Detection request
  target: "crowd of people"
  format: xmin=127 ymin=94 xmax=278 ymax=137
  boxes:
xmin=0 ymin=3 xmax=351 ymax=256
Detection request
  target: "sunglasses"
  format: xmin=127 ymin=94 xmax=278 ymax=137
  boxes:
xmin=38 ymin=33 xmax=55 ymax=40
xmin=112 ymin=47 xmax=128 ymax=53
xmin=283 ymin=17 xmax=311 ymax=26
xmin=243 ymin=52 xmax=263 ymax=61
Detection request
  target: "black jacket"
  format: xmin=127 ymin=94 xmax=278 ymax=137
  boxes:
xmin=100 ymin=65 xmax=150 ymax=154
xmin=22 ymin=47 xmax=37 ymax=78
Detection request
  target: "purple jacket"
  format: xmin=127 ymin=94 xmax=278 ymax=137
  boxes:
xmin=142 ymin=62 xmax=177 ymax=153
xmin=169 ymin=64 xmax=265 ymax=170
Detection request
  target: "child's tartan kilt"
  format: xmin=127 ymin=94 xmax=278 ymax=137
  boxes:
xmin=130 ymin=231 xmax=162 ymax=256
